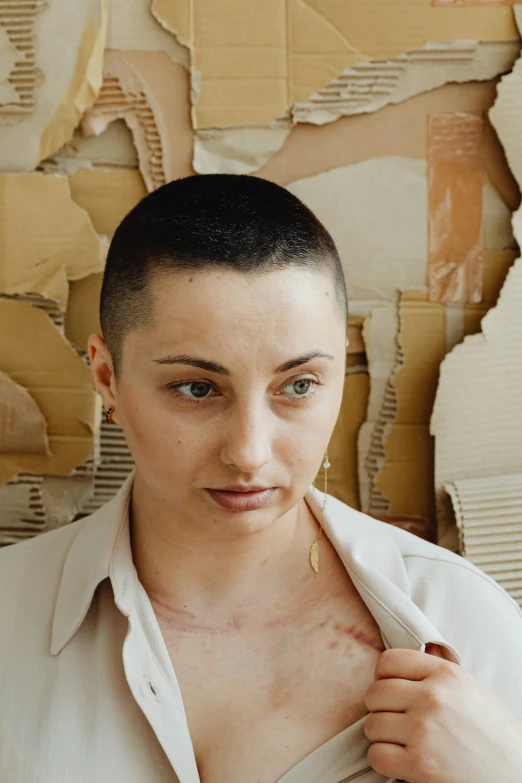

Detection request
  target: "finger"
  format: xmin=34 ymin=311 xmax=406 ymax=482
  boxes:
xmin=364 ymin=711 xmax=411 ymax=746
xmin=374 ymin=647 xmax=450 ymax=682
xmin=364 ymin=677 xmax=418 ymax=713
xmin=367 ymin=741 xmax=412 ymax=781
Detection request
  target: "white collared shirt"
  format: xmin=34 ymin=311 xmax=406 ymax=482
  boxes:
xmin=1 ymin=470 xmax=522 ymax=783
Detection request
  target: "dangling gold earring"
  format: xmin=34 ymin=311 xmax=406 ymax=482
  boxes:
xmin=105 ymin=407 xmax=115 ymax=424
xmin=310 ymin=450 xmax=330 ymax=574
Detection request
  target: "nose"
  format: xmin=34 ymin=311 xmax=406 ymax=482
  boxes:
xmin=220 ymin=401 xmax=273 ymax=475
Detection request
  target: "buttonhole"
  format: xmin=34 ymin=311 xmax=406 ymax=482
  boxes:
xmin=145 ymin=675 xmax=161 ymax=702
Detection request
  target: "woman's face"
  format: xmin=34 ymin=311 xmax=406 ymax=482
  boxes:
xmin=90 ymin=267 xmax=347 ymax=537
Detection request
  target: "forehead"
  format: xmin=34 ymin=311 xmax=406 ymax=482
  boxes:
xmin=147 ymin=267 xmax=340 ymax=339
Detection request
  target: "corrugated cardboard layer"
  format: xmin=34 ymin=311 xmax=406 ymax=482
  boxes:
xmin=445 ymin=474 xmax=522 ymax=607
xmin=151 ymin=0 xmax=518 ymax=128
xmin=357 ymin=301 xmax=399 ymax=513
xmin=0 ymin=0 xmax=46 ymax=120
xmin=0 ymin=371 xmax=49 ymax=456
xmin=260 ymin=80 xmax=520 ymax=212
xmin=0 ymin=0 xmax=108 ymax=169
xmin=427 ymin=112 xmax=484 ymax=303
xmin=77 ymin=416 xmax=135 ymax=516
xmin=286 ymin=157 xmax=513 ymax=304
xmin=0 ymin=173 xmax=107 ymax=310
xmin=64 ymin=273 xmax=103 ymax=355
xmin=292 ymin=41 xmax=519 ymax=125
xmin=81 ymin=50 xmax=194 ymax=192
xmin=0 ymin=300 xmax=101 ymax=486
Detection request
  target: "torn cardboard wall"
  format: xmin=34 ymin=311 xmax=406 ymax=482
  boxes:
xmin=375 ymin=291 xmax=491 ymax=520
xmin=0 ymin=173 xmax=107 ymax=311
xmin=427 ymin=112 xmax=484 ymax=304
xmin=286 ymin=157 xmax=513 ymax=304
xmin=292 ymin=41 xmax=519 ymax=125
xmin=260 ymin=79 xmax=520 ymax=211
xmin=0 ymin=299 xmax=102 ymax=486
xmin=444 ymin=473 xmax=522 ymax=607
xmin=0 ymin=371 xmax=50 ymax=456
xmin=0 ymin=0 xmax=108 ymax=170
xmin=151 ymin=0 xmax=518 ymax=128
xmin=429 ymin=17 xmax=522 ymax=552
xmin=81 ymin=50 xmax=194 ymax=191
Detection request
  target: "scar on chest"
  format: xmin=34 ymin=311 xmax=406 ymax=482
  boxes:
xmin=333 ymin=622 xmax=385 ymax=652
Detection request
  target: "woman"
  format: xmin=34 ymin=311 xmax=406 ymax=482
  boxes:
xmin=1 ymin=174 xmax=521 ymax=783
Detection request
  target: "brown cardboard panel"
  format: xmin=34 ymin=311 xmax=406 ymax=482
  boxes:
xmin=0 ymin=300 xmax=101 ymax=486
xmin=377 ymin=424 xmax=436 ymax=518
xmin=64 ymin=273 xmax=103 ymax=354
xmin=314 ymin=373 xmax=369 ymax=510
xmin=81 ymin=50 xmax=194 ymax=192
xmin=427 ymin=112 xmax=485 ymax=304
xmin=258 ymin=80 xmax=520 ymax=212
xmin=151 ymin=0 xmax=517 ymax=128
xmin=68 ymin=169 xmax=147 ymax=239
xmin=0 ymin=371 xmax=50 ymax=455
xmin=0 ymin=173 xmax=106 ymax=310
xmin=0 ymin=0 xmax=108 ymax=170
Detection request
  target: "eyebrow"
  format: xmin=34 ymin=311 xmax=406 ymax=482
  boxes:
xmin=153 ymin=350 xmax=335 ymax=376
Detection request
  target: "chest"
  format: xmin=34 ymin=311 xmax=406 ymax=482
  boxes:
xmin=155 ymin=594 xmax=386 ymax=783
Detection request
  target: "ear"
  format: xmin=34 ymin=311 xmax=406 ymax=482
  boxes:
xmin=87 ymin=333 xmax=117 ymax=412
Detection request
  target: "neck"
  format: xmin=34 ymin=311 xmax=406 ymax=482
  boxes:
xmin=129 ymin=476 xmax=326 ymax=633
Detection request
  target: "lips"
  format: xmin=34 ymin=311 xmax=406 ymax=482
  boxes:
xmin=206 ymin=487 xmax=276 ymax=511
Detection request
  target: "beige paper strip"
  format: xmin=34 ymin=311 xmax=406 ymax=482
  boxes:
xmin=0 ymin=372 xmax=50 ymax=456
xmin=427 ymin=112 xmax=485 ymax=304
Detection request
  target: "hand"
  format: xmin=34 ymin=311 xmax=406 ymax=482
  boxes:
xmin=363 ymin=645 xmax=522 ymax=783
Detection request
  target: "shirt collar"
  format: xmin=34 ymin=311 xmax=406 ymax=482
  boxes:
xmin=50 ymin=469 xmax=137 ymax=656
xmin=51 ymin=473 xmax=462 ymax=665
